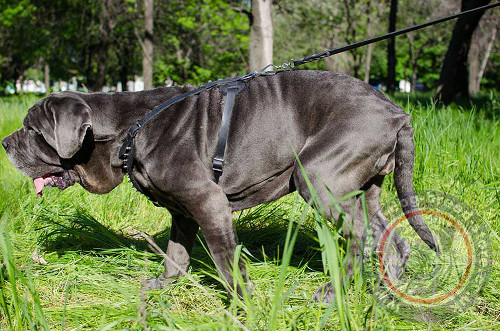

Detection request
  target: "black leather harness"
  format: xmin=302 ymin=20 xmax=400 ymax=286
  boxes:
xmin=118 ymin=71 xmax=273 ymax=201
xmin=212 ymin=81 xmax=246 ymax=182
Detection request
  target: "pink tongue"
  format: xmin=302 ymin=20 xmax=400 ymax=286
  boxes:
xmin=34 ymin=177 xmax=45 ymax=197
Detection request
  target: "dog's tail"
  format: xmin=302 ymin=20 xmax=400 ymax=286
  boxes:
xmin=394 ymin=124 xmax=439 ymax=252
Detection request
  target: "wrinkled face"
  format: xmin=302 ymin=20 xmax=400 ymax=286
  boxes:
xmin=2 ymin=93 xmax=121 ymax=196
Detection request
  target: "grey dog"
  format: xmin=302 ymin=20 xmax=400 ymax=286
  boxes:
xmin=2 ymin=70 xmax=437 ymax=302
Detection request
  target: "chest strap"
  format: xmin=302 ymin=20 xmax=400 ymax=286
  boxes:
xmin=119 ymin=80 xmax=246 ymax=199
xmin=213 ymin=81 xmax=246 ymax=183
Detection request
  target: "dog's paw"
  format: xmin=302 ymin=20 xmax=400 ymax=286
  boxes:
xmin=312 ymin=281 xmax=335 ymax=303
xmin=141 ymin=277 xmax=171 ymax=290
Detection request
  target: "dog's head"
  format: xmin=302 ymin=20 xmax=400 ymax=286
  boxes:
xmin=2 ymin=92 xmax=123 ymax=196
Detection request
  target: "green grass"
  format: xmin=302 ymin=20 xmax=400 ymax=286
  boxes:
xmin=0 ymin=92 xmax=499 ymax=330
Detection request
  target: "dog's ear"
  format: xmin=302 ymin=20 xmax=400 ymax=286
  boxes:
xmin=44 ymin=95 xmax=92 ymax=159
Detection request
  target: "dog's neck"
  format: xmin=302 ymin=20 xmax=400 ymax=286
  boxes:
xmin=81 ymin=86 xmax=193 ymax=166
xmin=86 ymin=86 xmax=193 ymax=141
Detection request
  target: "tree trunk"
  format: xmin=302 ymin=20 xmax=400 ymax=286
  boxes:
xmin=249 ymin=0 xmax=273 ymax=71
xmin=364 ymin=43 xmax=374 ymax=83
xmin=96 ymin=45 xmax=108 ymax=91
xmin=143 ymin=0 xmax=154 ymax=89
xmin=92 ymin=1 xmax=113 ymax=92
xmin=325 ymin=28 xmax=348 ymax=74
xmin=364 ymin=1 xmax=379 ymax=83
xmin=476 ymin=27 xmax=496 ymax=89
xmin=469 ymin=25 xmax=496 ymax=95
xmin=406 ymin=35 xmax=419 ymax=92
xmin=387 ymin=0 xmax=398 ymax=93
xmin=44 ymin=63 xmax=50 ymax=95
xmin=119 ymin=61 xmax=129 ymax=92
xmin=468 ymin=29 xmax=481 ymax=95
xmin=434 ymin=0 xmax=491 ymax=104
xmin=352 ymin=51 xmax=361 ymax=78
xmin=411 ymin=63 xmax=418 ymax=92
xmin=15 ymin=75 xmax=22 ymax=94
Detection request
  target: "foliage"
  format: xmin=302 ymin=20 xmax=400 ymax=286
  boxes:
xmin=0 ymin=0 xmax=498 ymax=93
xmin=153 ymin=0 xmax=250 ymax=86
xmin=273 ymin=0 xmax=386 ymax=76
xmin=395 ymin=0 xmax=454 ymax=89
xmin=0 ymin=0 xmax=43 ymax=87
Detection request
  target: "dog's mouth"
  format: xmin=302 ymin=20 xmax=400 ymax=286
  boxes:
xmin=33 ymin=172 xmax=75 ymax=197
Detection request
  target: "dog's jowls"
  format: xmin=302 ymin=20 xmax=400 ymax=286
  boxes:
xmin=2 ymin=70 xmax=437 ymax=302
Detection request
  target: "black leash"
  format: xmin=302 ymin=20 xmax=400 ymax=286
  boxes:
xmin=119 ymin=2 xmax=499 ymax=194
xmin=290 ymin=2 xmax=499 ymax=67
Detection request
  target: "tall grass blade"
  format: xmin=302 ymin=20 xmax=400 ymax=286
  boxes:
xmin=267 ymin=198 xmax=307 ymax=330
xmin=0 ymin=214 xmax=49 ymax=330
xmin=293 ymin=150 xmax=352 ymax=331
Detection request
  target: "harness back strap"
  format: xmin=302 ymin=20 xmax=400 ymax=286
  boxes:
xmin=213 ymin=81 xmax=246 ymax=183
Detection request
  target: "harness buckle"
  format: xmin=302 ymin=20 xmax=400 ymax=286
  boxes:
xmin=212 ymin=81 xmax=246 ymax=183
xmin=128 ymin=120 xmax=142 ymax=138
xmin=213 ymin=157 xmax=224 ymax=171
xmin=213 ymin=157 xmax=224 ymax=183
xmin=212 ymin=157 xmax=224 ymax=183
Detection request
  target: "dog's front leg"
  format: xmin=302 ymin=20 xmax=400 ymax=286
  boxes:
xmin=174 ymin=181 xmax=249 ymax=298
xmin=163 ymin=213 xmax=200 ymax=278
xmin=143 ymin=213 xmax=200 ymax=290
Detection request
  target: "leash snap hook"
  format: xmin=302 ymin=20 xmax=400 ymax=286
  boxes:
xmin=275 ymin=60 xmax=294 ymax=70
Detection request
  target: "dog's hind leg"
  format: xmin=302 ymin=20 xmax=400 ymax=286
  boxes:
xmin=364 ymin=175 xmax=410 ymax=281
xmin=310 ymin=196 xmax=367 ymax=303
xmin=292 ymin=160 xmax=368 ymax=303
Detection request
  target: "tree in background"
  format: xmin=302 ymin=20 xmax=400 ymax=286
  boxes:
xmin=468 ymin=8 xmax=498 ymax=95
xmin=335 ymin=0 xmax=378 ymax=77
xmin=0 ymin=0 xmax=498 ymax=97
xmin=91 ymin=0 xmax=125 ymax=91
xmin=273 ymin=0 xmax=387 ymax=79
xmin=42 ymin=0 xmax=140 ymax=92
xmin=0 ymin=0 xmax=45 ymax=92
xmin=364 ymin=1 xmax=386 ymax=83
xmin=386 ymin=0 xmax=398 ymax=93
xmin=0 ymin=0 xmax=142 ymax=92
xmin=153 ymin=0 xmax=249 ymax=85
xmin=397 ymin=0 xmax=455 ymax=91
xmin=114 ymin=5 xmax=142 ymax=92
xmin=435 ymin=0 xmax=491 ymax=104
xmin=142 ymin=0 xmax=153 ymax=90
xmin=249 ymin=0 xmax=273 ymax=71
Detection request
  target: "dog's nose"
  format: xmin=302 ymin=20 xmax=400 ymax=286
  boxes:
xmin=2 ymin=137 xmax=9 ymax=150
